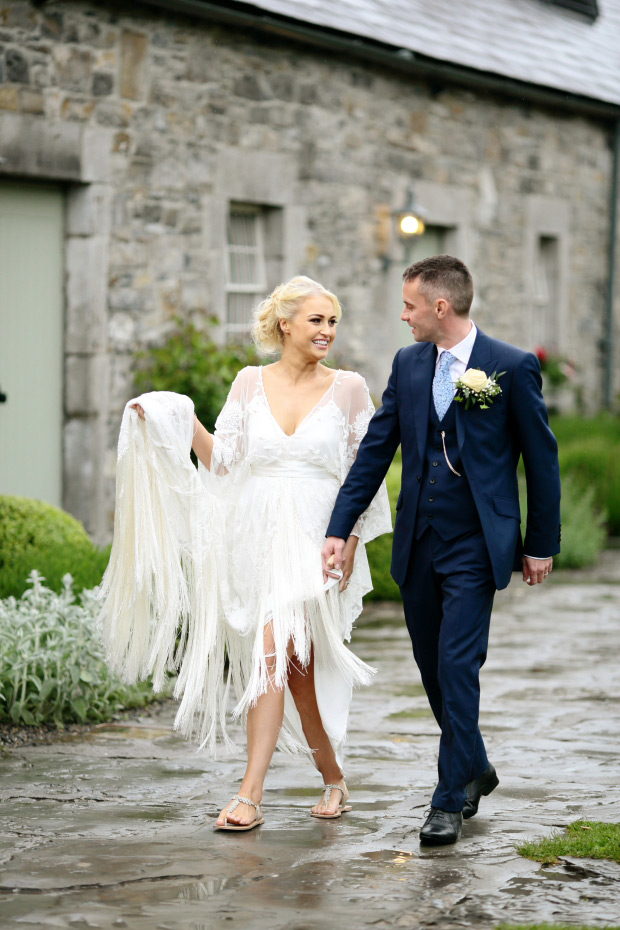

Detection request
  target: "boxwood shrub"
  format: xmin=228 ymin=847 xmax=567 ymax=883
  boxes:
xmin=0 ymin=496 xmax=109 ymax=600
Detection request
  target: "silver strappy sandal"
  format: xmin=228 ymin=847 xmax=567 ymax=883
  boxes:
xmin=311 ymin=783 xmax=352 ymax=820
xmin=214 ymin=795 xmax=264 ymax=832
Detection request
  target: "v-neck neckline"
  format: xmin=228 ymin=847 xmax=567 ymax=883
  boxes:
xmin=258 ymin=366 xmax=339 ymax=438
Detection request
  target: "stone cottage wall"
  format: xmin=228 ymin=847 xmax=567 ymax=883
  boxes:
xmin=0 ymin=0 xmax=617 ymax=538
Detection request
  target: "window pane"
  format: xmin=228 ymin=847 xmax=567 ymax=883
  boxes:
xmin=227 ymin=292 xmax=255 ymax=336
xmin=228 ymin=213 xmax=257 ymax=248
xmin=229 ymin=249 xmax=259 ymax=285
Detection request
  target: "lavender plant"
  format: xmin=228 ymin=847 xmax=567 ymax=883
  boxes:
xmin=0 ymin=572 xmax=160 ymax=727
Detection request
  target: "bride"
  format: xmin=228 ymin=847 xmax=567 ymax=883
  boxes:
xmin=100 ymin=276 xmax=391 ymax=831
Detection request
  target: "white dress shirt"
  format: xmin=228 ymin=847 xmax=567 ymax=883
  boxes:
xmin=435 ymin=323 xmax=548 ymax=562
xmin=435 ymin=321 xmax=477 ymax=392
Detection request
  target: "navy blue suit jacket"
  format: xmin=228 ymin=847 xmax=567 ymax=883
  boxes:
xmin=326 ymin=329 xmax=561 ymax=591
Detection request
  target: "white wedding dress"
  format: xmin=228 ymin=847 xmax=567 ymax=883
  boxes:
xmin=100 ymin=365 xmax=391 ymax=769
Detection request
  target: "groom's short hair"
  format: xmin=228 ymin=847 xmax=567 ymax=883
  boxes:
xmin=403 ymin=255 xmax=474 ymax=316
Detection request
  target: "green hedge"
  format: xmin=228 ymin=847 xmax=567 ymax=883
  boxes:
xmin=550 ymin=412 xmax=620 ymax=445
xmin=550 ymin=414 xmax=620 ymax=536
xmin=0 ymin=496 xmax=110 ymax=600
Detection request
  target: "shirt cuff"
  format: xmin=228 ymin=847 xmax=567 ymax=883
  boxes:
xmin=523 ymin=554 xmax=551 ymax=559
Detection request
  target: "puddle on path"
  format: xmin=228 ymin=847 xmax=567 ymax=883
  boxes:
xmin=86 ymin=725 xmax=174 ymax=741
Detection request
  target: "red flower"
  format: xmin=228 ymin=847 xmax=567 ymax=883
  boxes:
xmin=534 ymin=346 xmax=548 ymax=363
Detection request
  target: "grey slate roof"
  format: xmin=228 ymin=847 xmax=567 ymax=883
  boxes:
xmin=235 ymin=0 xmax=620 ymax=107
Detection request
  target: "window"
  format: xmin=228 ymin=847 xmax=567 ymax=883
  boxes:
xmin=539 ymin=0 xmax=598 ymax=22
xmin=223 ymin=203 xmax=284 ymax=343
xmin=533 ymin=235 xmax=560 ymax=348
xmin=224 ymin=206 xmax=267 ymax=343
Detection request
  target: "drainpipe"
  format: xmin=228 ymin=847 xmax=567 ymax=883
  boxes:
xmin=602 ymin=121 xmax=620 ymax=408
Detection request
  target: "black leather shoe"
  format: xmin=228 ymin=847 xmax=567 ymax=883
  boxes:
xmin=462 ymin=763 xmax=499 ymax=820
xmin=419 ymin=807 xmax=462 ymax=845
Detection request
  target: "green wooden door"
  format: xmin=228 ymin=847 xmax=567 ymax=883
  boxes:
xmin=0 ymin=183 xmax=64 ymax=506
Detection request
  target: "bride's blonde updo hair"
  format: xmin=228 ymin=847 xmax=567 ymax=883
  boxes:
xmin=252 ymin=276 xmax=342 ymax=354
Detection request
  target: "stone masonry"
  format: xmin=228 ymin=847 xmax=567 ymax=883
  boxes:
xmin=0 ymin=0 xmax=618 ymax=539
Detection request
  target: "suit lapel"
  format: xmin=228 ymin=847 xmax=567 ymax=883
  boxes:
xmin=409 ymin=342 xmax=436 ymax=462
xmin=455 ymin=328 xmax=497 ymax=451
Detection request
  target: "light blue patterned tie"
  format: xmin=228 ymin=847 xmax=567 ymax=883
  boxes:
xmin=433 ymin=351 xmax=456 ymax=421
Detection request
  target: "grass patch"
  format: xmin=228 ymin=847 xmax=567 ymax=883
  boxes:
xmin=516 ymin=820 xmax=620 ymax=865
xmin=497 ymin=925 xmax=620 ymax=930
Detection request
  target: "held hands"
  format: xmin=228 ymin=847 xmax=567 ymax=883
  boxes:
xmin=322 ymin=535 xmax=358 ymax=593
xmin=522 ymin=556 xmax=553 ymax=586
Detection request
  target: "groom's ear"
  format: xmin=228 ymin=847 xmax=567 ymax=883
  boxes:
xmin=435 ymin=298 xmax=449 ymax=318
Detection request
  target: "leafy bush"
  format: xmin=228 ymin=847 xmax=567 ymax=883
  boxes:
xmin=133 ymin=316 xmax=261 ymax=432
xmin=519 ymin=476 xmax=606 ymax=570
xmin=0 ymin=496 xmax=110 ymax=600
xmin=0 ymin=572 xmax=159 ymax=726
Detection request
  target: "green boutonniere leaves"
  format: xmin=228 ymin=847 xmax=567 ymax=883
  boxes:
xmin=454 ymin=369 xmax=506 ymax=410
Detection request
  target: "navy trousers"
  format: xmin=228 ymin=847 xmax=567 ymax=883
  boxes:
xmin=400 ymin=527 xmax=496 ymax=812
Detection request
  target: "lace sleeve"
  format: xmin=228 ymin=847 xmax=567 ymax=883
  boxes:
xmin=210 ymin=371 xmax=247 ymax=477
xmin=339 ymin=373 xmax=392 ymax=544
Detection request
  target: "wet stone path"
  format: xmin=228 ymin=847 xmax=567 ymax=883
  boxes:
xmin=1 ymin=571 xmax=619 ymax=929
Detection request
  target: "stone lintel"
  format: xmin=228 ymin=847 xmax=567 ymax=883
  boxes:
xmin=0 ymin=113 xmax=82 ymax=181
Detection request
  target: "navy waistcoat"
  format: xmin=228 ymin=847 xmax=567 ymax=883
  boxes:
xmin=414 ymin=399 xmax=481 ymax=540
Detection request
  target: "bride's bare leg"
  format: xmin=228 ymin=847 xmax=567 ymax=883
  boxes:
xmin=288 ymin=648 xmax=347 ymax=816
xmin=216 ymin=624 xmax=285 ymax=827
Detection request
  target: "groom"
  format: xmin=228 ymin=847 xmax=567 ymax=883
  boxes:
xmin=322 ymin=255 xmax=561 ymax=845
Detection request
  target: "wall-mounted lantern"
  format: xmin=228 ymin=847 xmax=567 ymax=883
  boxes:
xmin=394 ymin=186 xmax=427 ymax=239
xmin=377 ymin=185 xmax=428 ymax=270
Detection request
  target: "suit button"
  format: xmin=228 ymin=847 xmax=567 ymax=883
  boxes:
xmin=416 ymin=475 xmax=421 ymax=482
xmin=428 ymin=514 xmax=434 ymax=521
xmin=429 ymin=478 xmax=436 ymax=485
xmin=428 ymin=497 xmax=434 ymax=502
xmin=432 ymin=461 xmax=439 ymax=467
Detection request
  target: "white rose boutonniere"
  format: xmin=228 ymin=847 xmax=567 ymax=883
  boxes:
xmin=454 ymin=368 xmax=505 ymax=410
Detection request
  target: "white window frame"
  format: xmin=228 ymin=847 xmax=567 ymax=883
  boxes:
xmin=224 ymin=206 xmax=267 ymax=341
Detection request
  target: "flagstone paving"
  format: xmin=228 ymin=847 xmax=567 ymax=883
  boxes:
xmin=1 ymin=565 xmax=619 ymax=929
